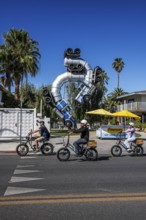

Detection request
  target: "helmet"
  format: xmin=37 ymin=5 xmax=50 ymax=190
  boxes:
xmin=80 ymin=119 xmax=87 ymax=124
xmin=129 ymin=122 xmax=134 ymax=126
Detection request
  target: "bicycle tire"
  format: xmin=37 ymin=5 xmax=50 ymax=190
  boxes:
xmin=111 ymin=145 xmax=122 ymax=157
xmin=16 ymin=144 xmax=29 ymax=156
xmin=85 ymin=148 xmax=98 ymax=161
xmin=134 ymin=145 xmax=144 ymax=156
xmin=57 ymin=147 xmax=70 ymax=161
xmin=41 ymin=143 xmax=54 ymax=156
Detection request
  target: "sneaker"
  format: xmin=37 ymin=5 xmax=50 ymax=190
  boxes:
xmin=127 ymin=148 xmax=132 ymax=153
xmin=33 ymin=145 xmax=36 ymax=150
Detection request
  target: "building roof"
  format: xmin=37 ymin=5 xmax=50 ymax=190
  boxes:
xmin=116 ymin=90 xmax=146 ymax=100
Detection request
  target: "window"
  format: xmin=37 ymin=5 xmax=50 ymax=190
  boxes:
xmin=128 ymin=99 xmax=134 ymax=103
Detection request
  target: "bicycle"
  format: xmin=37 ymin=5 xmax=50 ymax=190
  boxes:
xmin=111 ymin=133 xmax=144 ymax=157
xmin=56 ymin=133 xmax=98 ymax=161
xmin=16 ymin=132 xmax=54 ymax=156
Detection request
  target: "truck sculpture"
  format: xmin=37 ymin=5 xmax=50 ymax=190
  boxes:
xmin=42 ymin=48 xmax=102 ymax=128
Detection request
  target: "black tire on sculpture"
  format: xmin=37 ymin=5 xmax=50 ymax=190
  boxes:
xmin=65 ymin=120 xmax=73 ymax=128
xmin=83 ymin=94 xmax=91 ymax=103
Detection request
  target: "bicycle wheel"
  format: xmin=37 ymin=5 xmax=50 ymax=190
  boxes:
xmin=85 ymin=148 xmax=98 ymax=161
xmin=57 ymin=148 xmax=70 ymax=161
xmin=16 ymin=144 xmax=29 ymax=156
xmin=41 ymin=143 xmax=54 ymax=155
xmin=134 ymin=145 xmax=143 ymax=156
xmin=111 ymin=145 xmax=122 ymax=157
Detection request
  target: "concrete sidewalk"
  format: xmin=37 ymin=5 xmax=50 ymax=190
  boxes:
xmin=0 ymin=131 xmax=146 ymax=156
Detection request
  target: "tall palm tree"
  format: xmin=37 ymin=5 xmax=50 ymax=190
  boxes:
xmin=0 ymin=28 xmax=40 ymax=100
xmin=112 ymin=58 xmax=125 ymax=89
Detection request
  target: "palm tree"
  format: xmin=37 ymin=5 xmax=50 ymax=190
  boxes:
xmin=112 ymin=58 xmax=125 ymax=89
xmin=105 ymin=88 xmax=128 ymax=113
xmin=0 ymin=28 xmax=41 ymax=100
xmin=20 ymin=83 xmax=36 ymax=108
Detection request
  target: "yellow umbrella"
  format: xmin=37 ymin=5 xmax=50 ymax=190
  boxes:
xmin=112 ymin=110 xmax=140 ymax=119
xmin=86 ymin=108 xmax=113 ymax=116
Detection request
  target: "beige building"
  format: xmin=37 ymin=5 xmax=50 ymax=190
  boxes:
xmin=116 ymin=90 xmax=146 ymax=123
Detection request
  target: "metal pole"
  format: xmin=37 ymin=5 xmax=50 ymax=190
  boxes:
xmin=20 ymin=98 xmax=22 ymax=143
xmin=40 ymin=99 xmax=42 ymax=118
xmin=20 ymin=78 xmax=23 ymax=143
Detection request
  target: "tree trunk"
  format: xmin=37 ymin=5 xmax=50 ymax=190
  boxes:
xmin=14 ymin=77 xmax=21 ymax=101
xmin=117 ymin=72 xmax=120 ymax=88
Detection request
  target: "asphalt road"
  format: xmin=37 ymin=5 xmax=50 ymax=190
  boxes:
xmin=0 ymin=153 xmax=146 ymax=220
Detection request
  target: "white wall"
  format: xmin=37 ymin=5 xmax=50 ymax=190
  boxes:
xmin=0 ymin=108 xmax=36 ymax=139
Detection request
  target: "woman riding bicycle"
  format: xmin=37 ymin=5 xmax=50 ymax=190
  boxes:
xmin=124 ymin=122 xmax=136 ymax=152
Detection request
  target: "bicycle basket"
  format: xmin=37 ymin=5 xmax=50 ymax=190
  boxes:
xmin=136 ymin=139 xmax=144 ymax=145
xmin=87 ymin=140 xmax=97 ymax=148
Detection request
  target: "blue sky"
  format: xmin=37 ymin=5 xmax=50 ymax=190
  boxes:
xmin=0 ymin=0 xmax=146 ymax=95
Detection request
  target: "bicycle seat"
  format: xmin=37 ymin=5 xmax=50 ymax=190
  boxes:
xmin=41 ymin=137 xmax=50 ymax=142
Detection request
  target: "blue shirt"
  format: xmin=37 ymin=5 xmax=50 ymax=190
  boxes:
xmin=40 ymin=125 xmax=50 ymax=139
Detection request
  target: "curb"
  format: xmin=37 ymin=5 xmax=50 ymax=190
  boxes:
xmin=0 ymin=150 xmax=16 ymax=154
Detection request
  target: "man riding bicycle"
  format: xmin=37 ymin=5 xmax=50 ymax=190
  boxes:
xmin=70 ymin=119 xmax=89 ymax=156
xmin=30 ymin=121 xmax=50 ymax=152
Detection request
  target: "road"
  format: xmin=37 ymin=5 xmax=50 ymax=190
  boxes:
xmin=0 ymin=153 xmax=146 ymax=220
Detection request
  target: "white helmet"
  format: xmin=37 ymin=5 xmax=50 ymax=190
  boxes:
xmin=80 ymin=119 xmax=87 ymax=124
xmin=129 ymin=122 xmax=134 ymax=126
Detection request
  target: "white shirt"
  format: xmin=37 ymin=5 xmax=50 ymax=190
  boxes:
xmin=125 ymin=127 xmax=136 ymax=139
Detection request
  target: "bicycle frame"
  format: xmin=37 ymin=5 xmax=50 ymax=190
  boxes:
xmin=63 ymin=134 xmax=76 ymax=153
xmin=115 ymin=132 xmax=130 ymax=149
xmin=62 ymin=134 xmax=87 ymax=153
xmin=21 ymin=134 xmax=35 ymax=150
xmin=116 ymin=139 xmax=127 ymax=150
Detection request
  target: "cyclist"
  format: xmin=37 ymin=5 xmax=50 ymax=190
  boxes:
xmin=30 ymin=121 xmax=50 ymax=152
xmin=70 ymin=119 xmax=89 ymax=156
xmin=124 ymin=122 xmax=136 ymax=152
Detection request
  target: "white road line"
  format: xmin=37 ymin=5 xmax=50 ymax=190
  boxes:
xmin=9 ymin=176 xmax=44 ymax=183
xmin=4 ymin=187 xmax=45 ymax=196
xmin=17 ymin=165 xmax=35 ymax=168
xmin=14 ymin=169 xmax=41 ymax=174
xmin=20 ymin=156 xmax=37 ymax=159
